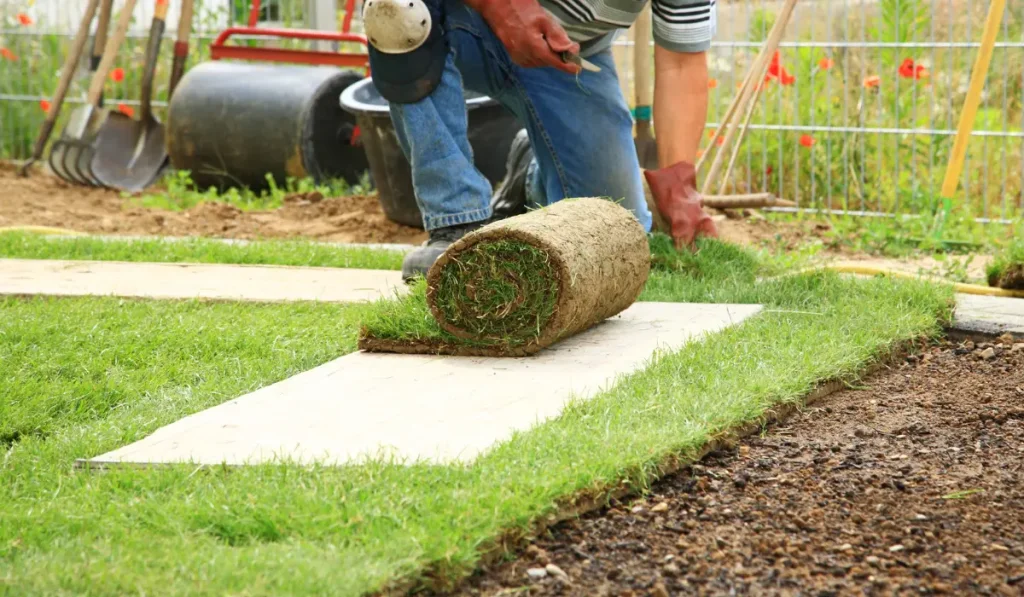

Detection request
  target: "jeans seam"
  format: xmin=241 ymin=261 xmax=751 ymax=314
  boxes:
xmin=425 ymin=206 xmax=492 ymax=230
xmin=507 ymin=73 xmax=571 ymax=201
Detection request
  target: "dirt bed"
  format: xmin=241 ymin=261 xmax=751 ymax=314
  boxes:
xmin=452 ymin=337 xmax=1024 ymax=596
xmin=0 ymin=162 xmax=837 ymax=250
xmin=0 ymin=163 xmax=428 ymax=245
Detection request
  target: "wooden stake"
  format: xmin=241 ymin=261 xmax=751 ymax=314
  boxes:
xmin=938 ymin=0 xmax=1006 ymax=200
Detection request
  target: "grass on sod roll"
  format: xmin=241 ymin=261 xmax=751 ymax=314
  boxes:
xmin=0 ymin=239 xmax=955 ymax=596
xmin=0 ymin=231 xmax=405 ymax=271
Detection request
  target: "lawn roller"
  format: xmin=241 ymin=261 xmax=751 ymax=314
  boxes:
xmin=165 ymin=0 xmax=372 ymax=192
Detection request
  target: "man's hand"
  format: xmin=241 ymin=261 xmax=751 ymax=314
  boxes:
xmin=644 ymin=160 xmax=717 ymax=250
xmin=464 ymin=0 xmax=581 ymax=74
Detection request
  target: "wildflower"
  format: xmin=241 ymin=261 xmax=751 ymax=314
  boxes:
xmin=17 ymin=13 xmax=33 ymax=26
xmin=780 ymin=70 xmax=796 ymax=85
xmin=715 ymin=135 xmax=725 ymax=146
xmin=768 ymin=51 xmax=782 ymax=78
xmin=39 ymin=99 xmax=51 ymax=112
xmin=915 ymin=64 xmax=929 ymax=79
xmin=819 ymin=57 xmax=834 ymax=70
xmin=708 ymin=78 xmax=718 ymax=89
xmin=766 ymin=165 xmax=774 ymax=176
xmin=0 ymin=47 xmax=15 ymax=61
xmin=863 ymin=75 xmax=881 ymax=88
xmin=898 ymin=58 xmax=915 ymax=78
xmin=110 ymin=68 xmax=125 ymax=83
xmin=799 ymin=134 xmax=816 ymax=148
xmin=118 ymin=103 xmax=135 ymax=118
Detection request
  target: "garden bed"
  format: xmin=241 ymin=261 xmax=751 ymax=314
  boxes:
xmin=454 ymin=336 xmax=1024 ymax=596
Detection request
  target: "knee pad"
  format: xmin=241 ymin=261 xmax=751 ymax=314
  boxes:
xmin=363 ymin=0 xmax=447 ymax=104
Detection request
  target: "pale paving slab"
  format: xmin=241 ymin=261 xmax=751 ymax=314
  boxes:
xmin=80 ymin=302 xmax=763 ymax=468
xmin=952 ymin=294 xmax=1024 ymax=337
xmin=0 ymin=259 xmax=407 ymax=303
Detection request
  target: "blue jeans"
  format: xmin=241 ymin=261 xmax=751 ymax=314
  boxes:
xmin=387 ymin=0 xmax=652 ymax=233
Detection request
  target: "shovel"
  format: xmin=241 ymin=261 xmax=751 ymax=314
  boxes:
xmin=633 ymin=4 xmax=658 ymax=171
xmin=19 ymin=0 xmax=101 ymax=177
xmin=48 ymin=0 xmax=113 ymax=185
xmin=48 ymin=0 xmax=138 ymax=187
xmin=91 ymin=0 xmax=171 ymax=193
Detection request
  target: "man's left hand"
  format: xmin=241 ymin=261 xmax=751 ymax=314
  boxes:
xmin=644 ymin=160 xmax=717 ymax=250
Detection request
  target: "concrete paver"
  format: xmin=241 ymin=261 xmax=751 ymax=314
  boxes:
xmin=952 ymin=294 xmax=1024 ymax=337
xmin=0 ymin=259 xmax=407 ymax=303
xmin=80 ymin=302 xmax=763 ymax=469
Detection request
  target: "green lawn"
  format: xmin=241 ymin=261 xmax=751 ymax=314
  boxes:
xmin=0 ymin=237 xmax=955 ymax=596
xmin=0 ymin=231 xmax=406 ymax=271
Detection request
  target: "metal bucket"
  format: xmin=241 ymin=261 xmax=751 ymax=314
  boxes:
xmin=339 ymin=77 xmax=521 ymax=229
xmin=166 ymin=61 xmax=369 ymax=192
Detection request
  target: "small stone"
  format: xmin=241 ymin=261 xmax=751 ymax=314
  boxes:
xmin=631 ymin=505 xmax=645 ymax=514
xmin=838 ymin=543 xmax=853 ymax=552
xmin=980 ymin=347 xmax=996 ymax=360
xmin=997 ymin=333 xmax=1016 ymax=345
xmin=1012 ymin=343 xmax=1024 ymax=353
xmin=889 ymin=544 xmax=905 ymax=552
xmin=865 ymin=556 xmax=880 ymax=565
xmin=990 ymin=543 xmax=1010 ymax=552
xmin=733 ymin=472 xmax=749 ymax=489
xmin=526 ymin=567 xmax=548 ymax=580
xmin=651 ymin=583 xmax=670 ymax=597
xmin=545 ymin=563 xmax=569 ymax=580
xmin=663 ymin=562 xmax=681 ymax=577
xmin=915 ymin=514 xmax=928 ymax=521
xmin=526 ymin=545 xmax=550 ymax=565
xmin=651 ymin=502 xmax=669 ymax=513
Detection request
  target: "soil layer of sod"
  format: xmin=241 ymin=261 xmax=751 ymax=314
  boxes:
xmin=452 ymin=336 xmax=1024 ymax=596
xmin=360 ymin=199 xmax=650 ymax=356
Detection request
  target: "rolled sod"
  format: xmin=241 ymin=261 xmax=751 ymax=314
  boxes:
xmin=359 ymin=198 xmax=651 ymax=356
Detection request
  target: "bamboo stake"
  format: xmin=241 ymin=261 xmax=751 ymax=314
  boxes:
xmin=700 ymin=0 xmax=798 ymax=196
xmin=938 ymin=0 xmax=1006 ymax=200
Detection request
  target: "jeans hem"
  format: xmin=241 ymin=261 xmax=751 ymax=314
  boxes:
xmin=424 ymin=206 xmax=493 ymax=230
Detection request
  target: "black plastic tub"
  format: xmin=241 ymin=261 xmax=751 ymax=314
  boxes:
xmin=339 ymin=77 xmax=521 ymax=228
xmin=166 ymin=61 xmax=368 ymax=192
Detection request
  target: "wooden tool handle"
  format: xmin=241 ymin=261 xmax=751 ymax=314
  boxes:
xmin=169 ymin=0 xmax=195 ymax=96
xmin=86 ymin=0 xmax=138 ymax=107
xmin=22 ymin=0 xmax=101 ymax=168
xmin=92 ymin=0 xmax=114 ymax=60
xmin=634 ymin=4 xmax=653 ymax=111
xmin=138 ymin=0 xmax=170 ymax=120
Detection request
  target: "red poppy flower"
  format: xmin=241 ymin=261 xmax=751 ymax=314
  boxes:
xmin=915 ymin=64 xmax=929 ymax=79
xmin=0 ymin=47 xmax=15 ymax=61
xmin=766 ymin=165 xmax=774 ymax=176
xmin=17 ymin=13 xmax=33 ymax=26
xmin=708 ymin=78 xmax=718 ymax=89
xmin=898 ymin=58 xmax=916 ymax=79
xmin=799 ymin=134 xmax=816 ymax=148
xmin=109 ymin=68 xmax=125 ymax=83
xmin=863 ymin=75 xmax=881 ymax=88
xmin=118 ymin=103 xmax=135 ymax=118
xmin=768 ymin=50 xmax=782 ymax=78
xmin=40 ymin=99 xmax=52 ymax=112
xmin=715 ymin=135 xmax=725 ymax=146
xmin=819 ymin=57 xmax=834 ymax=70
xmin=780 ymin=69 xmax=796 ymax=86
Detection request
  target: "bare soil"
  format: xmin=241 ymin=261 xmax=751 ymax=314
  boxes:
xmin=451 ymin=336 xmax=1024 ymax=597
xmin=0 ymin=163 xmax=428 ymax=245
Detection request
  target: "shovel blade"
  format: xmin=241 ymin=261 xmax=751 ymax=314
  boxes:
xmin=90 ymin=111 xmax=168 ymax=192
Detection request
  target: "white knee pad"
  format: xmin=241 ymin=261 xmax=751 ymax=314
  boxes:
xmin=362 ymin=0 xmax=433 ymax=54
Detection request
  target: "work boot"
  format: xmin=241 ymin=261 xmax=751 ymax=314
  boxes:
xmin=490 ymin=128 xmax=534 ymax=220
xmin=401 ymin=220 xmax=488 ymax=282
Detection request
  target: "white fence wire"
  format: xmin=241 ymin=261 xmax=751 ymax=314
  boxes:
xmin=1 ymin=0 xmax=1021 ymax=221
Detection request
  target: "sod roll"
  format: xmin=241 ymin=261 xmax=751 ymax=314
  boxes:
xmin=424 ymin=197 xmax=650 ymax=355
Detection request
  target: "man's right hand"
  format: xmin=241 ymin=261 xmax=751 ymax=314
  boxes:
xmin=465 ymin=0 xmax=581 ymax=75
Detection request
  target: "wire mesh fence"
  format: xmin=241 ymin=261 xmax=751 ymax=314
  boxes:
xmin=1 ymin=0 xmax=1021 ymax=222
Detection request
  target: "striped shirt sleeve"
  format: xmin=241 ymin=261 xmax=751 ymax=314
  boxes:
xmin=650 ymin=0 xmax=716 ymax=53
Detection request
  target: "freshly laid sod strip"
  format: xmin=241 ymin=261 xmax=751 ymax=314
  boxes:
xmin=0 ymin=243 xmax=955 ymax=596
xmin=0 ymin=231 xmax=405 ymax=270
xmin=986 ymin=234 xmax=1024 ymax=289
xmin=361 ymin=198 xmax=650 ymax=356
